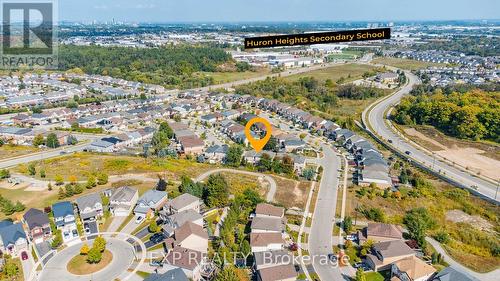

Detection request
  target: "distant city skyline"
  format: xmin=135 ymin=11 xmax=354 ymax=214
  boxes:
xmin=59 ymin=0 xmax=499 ymax=23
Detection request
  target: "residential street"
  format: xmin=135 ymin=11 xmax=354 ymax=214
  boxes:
xmin=308 ymin=143 xmax=353 ymax=281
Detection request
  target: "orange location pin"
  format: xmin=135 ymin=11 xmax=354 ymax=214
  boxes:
xmin=245 ymin=117 xmax=273 ymax=152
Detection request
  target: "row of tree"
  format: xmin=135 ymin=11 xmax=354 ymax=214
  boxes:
xmin=178 ymin=174 xmax=229 ymax=208
xmin=392 ymin=85 xmax=499 ymax=142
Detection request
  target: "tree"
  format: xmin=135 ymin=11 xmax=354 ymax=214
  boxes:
xmin=74 ymin=184 xmax=83 ymax=194
xmin=258 ymin=153 xmax=272 ymax=172
xmin=178 ymin=175 xmax=204 ymax=198
xmin=27 ymin=163 xmax=36 ymax=176
xmin=80 ymin=243 xmax=90 ymax=255
xmin=55 ymin=174 xmax=64 ymax=185
xmin=51 ymin=230 xmax=63 ymax=248
xmin=86 ymin=175 xmax=96 ymax=189
xmin=403 ymin=207 xmax=436 ymax=247
xmin=203 ymin=174 xmax=229 ymax=208
xmin=343 ymin=216 xmax=353 ymax=233
xmin=149 ymin=220 xmax=160 ymax=233
xmin=240 ymin=239 xmax=251 ymax=257
xmin=281 ymin=155 xmax=294 ymax=174
xmin=46 ymin=133 xmax=60 ymax=148
xmin=58 ymin=187 xmax=66 ymax=199
xmin=47 ymin=182 xmax=53 ymax=191
xmin=97 ymin=173 xmax=108 ymax=185
xmin=33 ymin=134 xmax=45 ymax=147
xmin=87 ymin=247 xmax=102 ymax=263
xmin=214 ymin=266 xmax=239 ymax=281
xmin=4 ymin=259 xmax=19 ymax=278
xmin=355 ymin=268 xmax=366 ymax=281
xmin=65 ymin=184 xmax=74 ymax=197
xmin=93 ymin=236 xmax=107 ymax=252
xmin=40 ymin=169 xmax=46 ymax=178
xmin=0 ymin=169 xmax=10 ymax=179
xmin=225 ymin=145 xmax=243 ymax=167
xmin=156 ymin=176 xmax=167 ymax=191
xmin=263 ymin=136 xmax=278 ymax=151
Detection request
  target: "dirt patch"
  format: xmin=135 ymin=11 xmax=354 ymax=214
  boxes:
xmin=401 ymin=125 xmax=500 ymax=180
xmin=446 ymin=209 xmax=494 ymax=232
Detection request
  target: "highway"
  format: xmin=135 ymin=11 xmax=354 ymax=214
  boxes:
xmin=364 ymin=70 xmax=500 ymax=203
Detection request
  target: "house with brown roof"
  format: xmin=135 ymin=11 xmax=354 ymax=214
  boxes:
xmin=250 ymin=232 xmax=285 ymax=253
xmin=178 ymin=135 xmax=204 ymax=155
xmin=255 ymin=203 xmax=285 ymax=219
xmin=390 ymin=255 xmax=436 ymax=281
xmin=174 ymin=221 xmax=208 ymax=253
xmin=164 ymin=247 xmax=205 ymax=281
xmin=257 ymin=263 xmax=297 ymax=281
xmin=359 ymin=222 xmax=404 ymax=243
xmin=253 ymin=249 xmax=292 ymax=270
xmin=366 ymin=240 xmax=415 ymax=271
xmin=163 ymin=193 xmax=201 ymax=215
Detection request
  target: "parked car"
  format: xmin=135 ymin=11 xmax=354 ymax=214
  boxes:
xmin=471 ymin=185 xmax=479 ymax=190
xmin=346 ymin=234 xmax=357 ymax=241
xmin=388 ymin=139 xmax=393 ymax=143
xmin=21 ymin=251 xmax=28 ymax=261
xmin=150 ymin=233 xmax=166 ymax=244
xmin=135 ymin=215 xmax=144 ymax=224
xmin=405 ymin=150 xmax=411 ymax=155
xmin=149 ymin=260 xmax=163 ymax=267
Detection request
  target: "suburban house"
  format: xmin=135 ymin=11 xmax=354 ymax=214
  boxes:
xmin=390 ymin=255 xmax=436 ymax=281
xmin=0 ymin=221 xmax=27 ymax=257
xmin=429 ymin=266 xmax=480 ymax=281
xmin=253 ymin=249 xmax=292 ymax=270
xmin=251 ymin=217 xmax=286 ymax=234
xmin=365 ymin=240 xmax=415 ymax=271
xmin=255 ymin=203 xmax=285 ymax=219
xmin=164 ymin=247 xmax=205 ymax=281
xmin=358 ymin=223 xmax=404 ymax=243
xmin=75 ymin=193 xmax=103 ymax=222
xmin=144 ymin=268 xmax=189 ymax=281
xmin=162 ymin=209 xmax=204 ymax=236
xmin=109 ymin=186 xmax=139 ymax=217
xmin=250 ymin=232 xmax=285 ymax=253
xmin=134 ymin=189 xmax=168 ymax=219
xmin=174 ymin=221 xmax=208 ymax=253
xmin=52 ymin=201 xmax=78 ymax=241
xmin=162 ymin=193 xmax=201 ymax=215
xmin=257 ymin=263 xmax=297 ymax=281
xmin=178 ymin=135 xmax=205 ymax=155
xmin=22 ymin=208 xmax=51 ymax=244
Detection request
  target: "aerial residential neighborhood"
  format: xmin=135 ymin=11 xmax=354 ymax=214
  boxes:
xmin=0 ymin=1 xmax=498 ymax=281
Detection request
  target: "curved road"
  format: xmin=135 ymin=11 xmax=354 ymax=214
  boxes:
xmin=39 ymin=238 xmax=135 ymax=281
xmin=195 ymin=168 xmax=277 ymax=202
xmin=365 ymin=70 xmax=499 ymax=203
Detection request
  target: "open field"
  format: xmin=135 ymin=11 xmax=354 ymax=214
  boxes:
xmin=196 ymin=68 xmax=271 ymax=84
xmin=219 ymin=172 xmax=267 ymax=198
xmin=285 ymin=63 xmax=379 ymax=83
xmin=399 ymin=125 xmax=500 ymax=179
xmin=273 ymin=177 xmax=310 ymax=210
xmin=372 ymin=57 xmax=445 ymax=70
xmin=13 ymin=152 xmax=215 ymax=181
xmin=0 ymin=144 xmax=41 ymax=160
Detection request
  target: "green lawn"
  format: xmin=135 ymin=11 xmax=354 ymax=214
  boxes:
xmin=364 ymin=271 xmax=385 ymax=281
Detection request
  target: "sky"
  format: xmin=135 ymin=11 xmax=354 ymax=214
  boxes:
xmin=59 ymin=0 xmax=500 ymax=22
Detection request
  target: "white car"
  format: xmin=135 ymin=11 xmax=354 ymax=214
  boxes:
xmin=135 ymin=215 xmax=144 ymax=224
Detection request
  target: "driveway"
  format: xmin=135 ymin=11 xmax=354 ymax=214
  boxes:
xmin=121 ymin=218 xmax=140 ymax=234
xmin=39 ymin=238 xmax=136 ymax=281
xmin=105 ymin=216 xmax=126 ymax=233
xmin=195 ymin=168 xmax=277 ymax=202
xmin=35 ymin=242 xmax=53 ymax=265
xmin=134 ymin=226 xmax=150 ymax=239
xmin=21 ymin=247 xmax=35 ymax=281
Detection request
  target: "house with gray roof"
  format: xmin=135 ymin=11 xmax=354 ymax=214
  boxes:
xmin=52 ymin=201 xmax=78 ymax=241
xmin=109 ymin=186 xmax=138 ymax=217
xmin=162 ymin=193 xmax=201 ymax=215
xmin=22 ymin=208 xmax=51 ymax=244
xmin=162 ymin=209 xmax=204 ymax=236
xmin=75 ymin=192 xmax=103 ymax=222
xmin=134 ymin=189 xmax=168 ymax=219
xmin=143 ymin=268 xmax=188 ymax=281
xmin=430 ymin=267 xmax=480 ymax=281
xmin=0 ymin=220 xmax=27 ymax=256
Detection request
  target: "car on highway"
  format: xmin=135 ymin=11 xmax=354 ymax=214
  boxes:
xmin=21 ymin=251 xmax=28 ymax=261
xmin=135 ymin=215 xmax=144 ymax=224
xmin=405 ymin=150 xmax=411 ymax=155
xmin=471 ymin=185 xmax=479 ymax=190
xmin=59 ymin=151 xmax=67 ymax=155
xmin=388 ymin=139 xmax=393 ymax=143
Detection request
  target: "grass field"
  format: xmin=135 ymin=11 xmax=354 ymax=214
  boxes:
xmin=0 ymin=144 xmax=41 ymax=160
xmin=285 ymin=63 xmax=379 ymax=83
xmin=196 ymin=68 xmax=271 ymax=84
xmin=14 ymin=152 xmax=214 ymax=181
xmin=273 ymin=178 xmax=311 ymax=209
xmin=372 ymin=57 xmax=445 ymax=70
